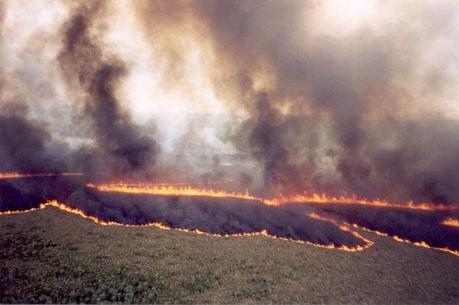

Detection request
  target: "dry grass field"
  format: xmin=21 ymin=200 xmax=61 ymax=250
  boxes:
xmin=1 ymin=206 xmax=458 ymax=304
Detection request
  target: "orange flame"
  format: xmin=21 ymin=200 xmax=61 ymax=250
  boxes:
xmin=2 ymin=200 xmax=459 ymax=256
xmin=273 ymin=193 xmax=459 ymax=211
xmin=86 ymin=183 xmax=264 ymax=203
xmin=0 ymin=206 xmax=45 ymax=215
xmin=307 ymin=212 xmax=459 ymax=257
xmin=349 ymin=224 xmax=459 ymax=257
xmin=87 ymin=183 xmax=459 ymax=211
xmin=2 ymin=179 xmax=459 ymax=256
xmin=0 ymin=172 xmax=84 ymax=179
xmin=442 ymin=218 xmax=459 ymax=228
xmin=308 ymin=212 xmax=374 ymax=250
xmin=0 ymin=200 xmax=370 ymax=252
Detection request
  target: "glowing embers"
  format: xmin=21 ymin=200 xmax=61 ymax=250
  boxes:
xmin=0 ymin=172 xmax=84 ymax=179
xmin=442 ymin=218 xmax=459 ymax=228
xmin=0 ymin=200 xmax=370 ymax=252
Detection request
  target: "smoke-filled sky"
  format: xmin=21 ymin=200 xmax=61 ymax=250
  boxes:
xmin=1 ymin=0 xmax=459 ymax=204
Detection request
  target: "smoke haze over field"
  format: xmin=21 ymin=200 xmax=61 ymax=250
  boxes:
xmin=1 ymin=0 xmax=459 ymax=204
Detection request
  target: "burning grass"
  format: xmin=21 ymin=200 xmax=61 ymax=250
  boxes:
xmin=1 ymin=175 xmax=458 ymax=258
xmin=81 ymin=182 xmax=459 ymax=257
xmin=0 ymin=172 xmax=84 ymax=179
xmin=442 ymin=218 xmax=459 ymax=228
xmin=87 ymin=182 xmax=459 ymax=211
xmin=86 ymin=183 xmax=263 ymax=204
xmin=0 ymin=200 xmax=372 ymax=253
xmin=1 ymin=197 xmax=458 ymax=258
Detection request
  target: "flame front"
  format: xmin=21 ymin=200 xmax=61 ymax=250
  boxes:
xmin=87 ymin=183 xmax=459 ymax=211
xmin=83 ymin=183 xmax=459 ymax=257
xmin=307 ymin=212 xmax=374 ymax=250
xmin=86 ymin=183 xmax=264 ymax=204
xmin=2 ymin=179 xmax=459 ymax=257
xmin=274 ymin=193 xmax=459 ymax=211
xmin=0 ymin=172 xmax=84 ymax=179
xmin=350 ymin=223 xmax=459 ymax=257
xmin=442 ymin=218 xmax=459 ymax=228
xmin=307 ymin=212 xmax=459 ymax=257
xmin=0 ymin=200 xmax=369 ymax=253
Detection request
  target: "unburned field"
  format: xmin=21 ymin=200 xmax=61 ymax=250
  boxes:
xmin=1 ymin=207 xmax=458 ymax=304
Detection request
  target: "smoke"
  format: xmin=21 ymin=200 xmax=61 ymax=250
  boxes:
xmin=1 ymin=0 xmax=459 ymax=204
xmin=0 ymin=103 xmax=66 ymax=211
xmin=2 ymin=0 xmax=459 ymax=256
xmin=58 ymin=2 xmax=159 ymax=177
xmin=198 ymin=1 xmax=459 ymax=201
xmin=0 ymin=1 xmax=5 ymax=41
xmin=0 ymin=105 xmax=66 ymax=173
xmin=131 ymin=0 xmax=459 ymax=202
xmin=232 ymin=94 xmax=305 ymax=195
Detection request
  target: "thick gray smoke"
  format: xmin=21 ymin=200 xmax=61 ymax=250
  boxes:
xmin=188 ymin=1 xmax=459 ymax=203
xmin=2 ymin=0 xmax=459 ymax=260
xmin=0 ymin=1 xmax=69 ymax=174
xmin=0 ymin=105 xmax=67 ymax=173
xmin=1 ymin=0 xmax=459 ymax=204
xmin=58 ymin=2 xmax=159 ymax=177
xmin=135 ymin=0 xmax=459 ymax=203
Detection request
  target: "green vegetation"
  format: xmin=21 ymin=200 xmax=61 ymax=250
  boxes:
xmin=1 ymin=207 xmax=458 ymax=304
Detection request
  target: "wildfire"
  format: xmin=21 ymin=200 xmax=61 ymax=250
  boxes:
xmin=274 ymin=193 xmax=459 ymax=211
xmin=140 ymin=179 xmax=234 ymax=187
xmin=0 ymin=206 xmax=45 ymax=215
xmin=442 ymin=218 xmax=459 ymax=228
xmin=308 ymin=212 xmax=374 ymax=250
xmin=2 ymin=199 xmax=459 ymax=256
xmin=0 ymin=172 xmax=84 ymax=179
xmin=86 ymin=183 xmax=264 ymax=203
xmin=306 ymin=211 xmax=459 ymax=257
xmin=349 ymin=224 xmax=459 ymax=257
xmin=87 ymin=183 xmax=459 ymax=211
xmin=1 ymin=172 xmax=455 ymax=212
xmin=2 ymin=179 xmax=459 ymax=257
xmin=0 ymin=200 xmax=370 ymax=252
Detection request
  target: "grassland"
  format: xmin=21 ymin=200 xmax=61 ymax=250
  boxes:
xmin=1 ymin=206 xmax=458 ymax=304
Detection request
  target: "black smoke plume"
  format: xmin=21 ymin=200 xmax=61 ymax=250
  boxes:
xmin=0 ymin=106 xmax=65 ymax=173
xmin=58 ymin=2 xmax=159 ymax=177
xmin=1 ymin=1 xmax=458 ymax=204
xmin=132 ymin=0 xmax=459 ymax=203
xmin=1 ymin=0 xmax=459 ymax=251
